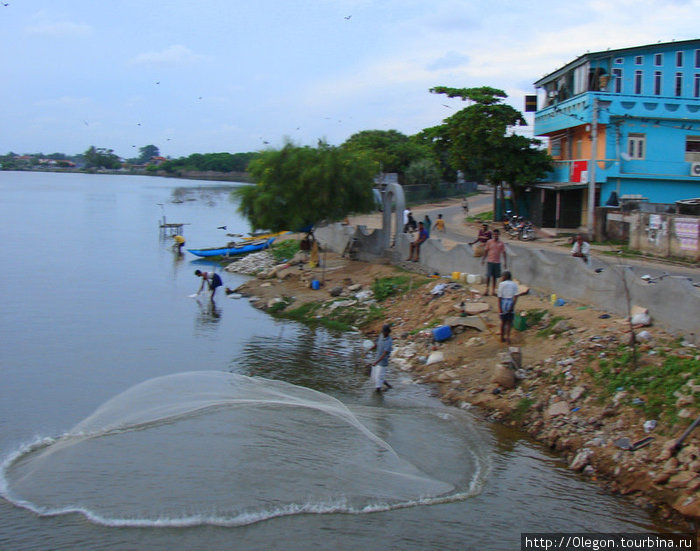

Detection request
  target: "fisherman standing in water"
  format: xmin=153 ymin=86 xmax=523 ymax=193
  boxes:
xmin=370 ymin=324 xmax=393 ymax=393
xmin=194 ymin=269 xmax=223 ymax=303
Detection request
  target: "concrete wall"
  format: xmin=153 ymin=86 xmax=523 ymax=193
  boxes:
xmin=629 ymin=212 xmax=700 ymax=262
xmin=316 ymin=223 xmax=700 ymax=336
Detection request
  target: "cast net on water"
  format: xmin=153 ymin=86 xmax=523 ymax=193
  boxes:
xmin=1 ymin=371 xmax=489 ymax=527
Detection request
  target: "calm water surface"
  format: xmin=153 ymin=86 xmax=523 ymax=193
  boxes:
xmin=0 ymin=172 xmax=678 ymax=550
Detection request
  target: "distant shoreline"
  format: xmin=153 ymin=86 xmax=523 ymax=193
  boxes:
xmin=1 ymin=167 xmax=254 ymax=183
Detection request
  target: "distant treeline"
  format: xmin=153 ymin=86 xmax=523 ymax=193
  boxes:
xmin=159 ymin=152 xmax=260 ymax=174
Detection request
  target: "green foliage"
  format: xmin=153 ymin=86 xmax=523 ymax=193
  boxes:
xmin=590 ymin=345 xmax=699 ymax=420
xmin=372 ymin=275 xmax=430 ymax=301
xmin=83 ymin=146 xmax=121 ymax=169
xmin=426 ymin=86 xmax=552 ymax=190
xmin=270 ymin=239 xmax=299 ymax=262
xmin=404 ymin=158 xmax=441 ymax=193
xmin=512 ymin=397 xmax=535 ymax=420
xmin=341 ymin=129 xmax=434 ymax=176
xmin=467 ymin=210 xmax=493 ymax=223
xmin=160 ymin=152 xmax=259 ymax=173
xmin=235 ymin=141 xmax=376 ymax=232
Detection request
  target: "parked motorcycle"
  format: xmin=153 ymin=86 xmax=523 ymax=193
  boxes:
xmin=504 ymin=213 xmax=537 ymax=240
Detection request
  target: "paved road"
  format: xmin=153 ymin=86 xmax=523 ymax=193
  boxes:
xmin=416 ymin=191 xmax=699 ymax=286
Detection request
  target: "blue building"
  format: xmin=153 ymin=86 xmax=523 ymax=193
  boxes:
xmin=532 ymin=39 xmax=700 ymax=232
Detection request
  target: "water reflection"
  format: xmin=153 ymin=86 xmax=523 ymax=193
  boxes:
xmin=193 ymin=298 xmax=221 ymax=330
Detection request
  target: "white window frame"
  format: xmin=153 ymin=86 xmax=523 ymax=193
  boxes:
xmin=696 ymin=49 xmax=700 ymax=68
xmin=695 ymin=74 xmax=700 ymax=98
xmin=635 ymin=55 xmax=643 ymax=65
xmin=614 ymin=57 xmax=623 ymax=64
xmin=675 ymin=72 xmax=683 ymax=96
xmin=654 ymin=53 xmax=663 ymax=66
xmin=634 ymin=70 xmax=643 ymax=94
xmin=676 ymin=51 xmax=684 ymax=67
xmin=627 ymin=134 xmax=646 ymax=160
xmin=654 ymin=71 xmax=662 ymax=95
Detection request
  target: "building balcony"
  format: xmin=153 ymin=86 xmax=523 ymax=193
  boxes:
xmin=535 ymin=92 xmax=700 ymax=136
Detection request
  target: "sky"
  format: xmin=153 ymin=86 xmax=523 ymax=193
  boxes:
xmin=1 ymin=0 xmax=698 ymax=160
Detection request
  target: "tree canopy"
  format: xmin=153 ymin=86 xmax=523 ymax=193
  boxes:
xmin=424 ymin=86 xmax=552 ymax=200
xmin=235 ymin=141 xmax=376 ymax=232
xmin=160 ymin=152 xmax=258 ymax=173
xmin=341 ymin=129 xmax=434 ymax=178
xmin=83 ymin=146 xmax=121 ymax=169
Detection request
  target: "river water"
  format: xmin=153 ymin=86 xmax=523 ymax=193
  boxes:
xmin=0 ymin=171 xmax=677 ymax=550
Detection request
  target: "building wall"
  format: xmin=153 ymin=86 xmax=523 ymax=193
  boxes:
xmin=628 ymin=211 xmax=700 ymax=261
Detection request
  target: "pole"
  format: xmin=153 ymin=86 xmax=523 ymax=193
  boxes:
xmin=586 ymin=97 xmax=598 ymax=237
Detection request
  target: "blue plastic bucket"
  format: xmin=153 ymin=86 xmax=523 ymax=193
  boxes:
xmin=311 ymin=279 xmax=321 ymax=290
xmin=432 ymin=325 xmax=452 ymax=342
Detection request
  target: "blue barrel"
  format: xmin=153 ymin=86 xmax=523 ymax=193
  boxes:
xmin=432 ymin=325 xmax=452 ymax=342
xmin=311 ymin=279 xmax=321 ymax=290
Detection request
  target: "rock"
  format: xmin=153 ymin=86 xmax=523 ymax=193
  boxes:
xmin=677 ymin=445 xmax=700 ymax=464
xmin=266 ymin=297 xmax=285 ymax=309
xmin=465 ymin=337 xmax=486 ymax=347
xmin=491 ymin=364 xmax=516 ymax=390
xmin=655 ymin=439 xmax=680 ymax=461
xmin=426 ymin=351 xmax=444 ymax=366
xmin=667 ymin=471 xmax=698 ymax=489
xmin=546 ymin=401 xmax=570 ymax=418
xmin=678 ymin=408 xmax=693 ymax=419
xmin=643 ymin=420 xmax=657 ymax=432
xmin=552 ymin=320 xmax=572 ymax=334
xmin=676 ymin=394 xmax=695 ymax=407
xmin=653 ymin=471 xmax=671 ymax=484
xmin=570 ymin=386 xmax=586 ymax=401
xmin=443 ymin=316 xmax=487 ymax=332
xmin=662 ymin=457 xmax=679 ymax=472
xmin=329 ymin=286 xmax=343 ymax=297
xmin=348 ymin=283 xmax=362 ymax=292
xmin=570 ymin=448 xmax=594 ymax=470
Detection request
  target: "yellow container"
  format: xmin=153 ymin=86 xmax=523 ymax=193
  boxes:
xmin=550 ymin=293 xmax=557 ymax=305
xmin=451 ymin=271 xmax=461 ymax=281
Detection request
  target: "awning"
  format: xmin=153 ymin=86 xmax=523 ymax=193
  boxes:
xmin=534 ymin=181 xmax=591 ymax=191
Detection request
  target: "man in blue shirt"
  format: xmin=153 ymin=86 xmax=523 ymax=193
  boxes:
xmin=407 ymin=221 xmax=428 ymax=262
xmin=371 ymin=324 xmax=393 ymax=393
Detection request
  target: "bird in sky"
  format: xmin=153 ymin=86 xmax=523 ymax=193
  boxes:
xmin=217 ymin=225 xmax=227 ymax=230
xmin=344 ymin=15 xmax=351 ymax=20
xmin=155 ymin=81 xmax=160 ymax=85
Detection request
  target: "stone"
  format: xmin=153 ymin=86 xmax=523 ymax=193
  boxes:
xmin=678 ymin=408 xmax=693 ymax=419
xmin=552 ymin=320 xmax=572 ymax=334
xmin=329 ymin=286 xmax=343 ymax=297
xmin=570 ymin=386 xmax=586 ymax=401
xmin=570 ymin=448 xmax=594 ymax=470
xmin=546 ymin=401 xmax=570 ymax=418
xmin=667 ymin=471 xmax=698 ymax=489
xmin=347 ymin=283 xmax=362 ymax=292
xmin=426 ymin=351 xmax=444 ymax=366
xmin=491 ymin=364 xmax=516 ymax=390
xmin=465 ymin=337 xmax=486 ymax=347
xmin=443 ymin=316 xmax=487 ymax=332
xmin=677 ymin=445 xmax=700 ymax=464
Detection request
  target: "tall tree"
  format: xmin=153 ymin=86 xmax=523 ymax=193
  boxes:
xmin=83 ymin=146 xmax=121 ymax=169
xmin=427 ymin=86 xmax=552 ymax=208
xmin=341 ymin=129 xmax=434 ymax=177
xmin=138 ymin=145 xmax=160 ymax=164
xmin=235 ymin=141 xmax=376 ymax=232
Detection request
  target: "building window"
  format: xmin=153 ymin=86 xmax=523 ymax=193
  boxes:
xmin=676 ymin=51 xmax=684 ymax=67
xmin=615 ymin=57 xmax=623 ymax=64
xmin=695 ymin=74 xmax=700 ymax=98
xmin=675 ymin=72 xmax=683 ymax=96
xmin=628 ymin=134 xmax=646 ymax=160
xmin=654 ymin=71 xmax=662 ymax=95
xmin=612 ymin=68 xmax=622 ymax=93
xmin=654 ymin=53 xmax=663 ymax=66
xmin=686 ymin=136 xmax=700 ymax=162
xmin=696 ymin=49 xmax=700 ymax=68
xmin=634 ymin=70 xmax=643 ymax=94
xmin=635 ymin=56 xmax=643 ymax=65
xmin=550 ymin=138 xmax=562 ymax=157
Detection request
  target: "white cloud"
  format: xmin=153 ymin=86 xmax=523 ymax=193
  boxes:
xmin=25 ymin=20 xmax=92 ymax=37
xmin=129 ymin=45 xmax=206 ymax=66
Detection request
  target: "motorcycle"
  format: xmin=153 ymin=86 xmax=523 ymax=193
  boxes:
xmin=518 ymin=220 xmax=537 ymax=241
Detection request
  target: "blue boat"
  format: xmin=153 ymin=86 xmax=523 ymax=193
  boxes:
xmin=187 ymin=237 xmax=275 ymax=258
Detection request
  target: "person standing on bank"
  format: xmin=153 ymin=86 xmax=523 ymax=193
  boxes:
xmin=481 ymin=229 xmax=507 ymax=296
xmin=497 ymin=271 xmax=519 ymax=344
xmin=370 ymin=324 xmax=393 ymax=393
xmin=423 ymin=214 xmax=432 ymax=236
xmin=194 ymin=269 xmax=223 ymax=303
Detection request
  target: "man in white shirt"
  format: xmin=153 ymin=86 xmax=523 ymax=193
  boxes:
xmin=571 ymin=234 xmax=591 ymax=264
xmin=497 ymin=271 xmax=519 ymax=344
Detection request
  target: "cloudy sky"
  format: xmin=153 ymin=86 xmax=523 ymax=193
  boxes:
xmin=1 ymin=0 xmax=698 ymax=159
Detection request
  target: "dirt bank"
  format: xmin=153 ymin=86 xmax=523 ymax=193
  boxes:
xmin=230 ymin=245 xmax=700 ymax=528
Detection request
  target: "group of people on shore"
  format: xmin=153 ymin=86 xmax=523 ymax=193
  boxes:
xmin=403 ymin=207 xmax=446 ymax=262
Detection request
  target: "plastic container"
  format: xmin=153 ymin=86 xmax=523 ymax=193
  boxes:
xmin=467 ymin=274 xmax=482 ymax=284
xmin=311 ymin=279 xmax=321 ymax=290
xmin=513 ymin=314 xmax=528 ymax=331
xmin=432 ymin=325 xmax=452 ymax=342
xmin=460 ymin=272 xmax=468 ymax=283
xmin=451 ymin=271 xmax=461 ymax=281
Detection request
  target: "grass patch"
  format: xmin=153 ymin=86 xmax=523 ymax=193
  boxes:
xmin=512 ymin=397 xmax=535 ymax=421
xmin=272 ymin=299 xmax=384 ymax=332
xmin=536 ymin=315 xmax=566 ymax=337
xmin=467 ymin=211 xmax=493 ymax=223
xmin=270 ymin=239 xmax=300 ymax=263
xmin=589 ymin=343 xmax=700 ymax=421
xmin=372 ymin=275 xmax=430 ymax=301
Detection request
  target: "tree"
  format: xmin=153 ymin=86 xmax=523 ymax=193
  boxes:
xmin=138 ymin=145 xmax=160 ymax=164
xmin=341 ymin=129 xmax=434 ymax=177
xmin=83 ymin=146 xmax=121 ymax=169
xmin=235 ymin=141 xmax=376 ymax=232
xmin=404 ymin=158 xmax=441 ymax=195
xmin=427 ymin=86 xmax=552 ymax=210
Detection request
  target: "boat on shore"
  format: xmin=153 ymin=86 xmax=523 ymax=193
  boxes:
xmin=187 ymin=237 xmax=275 ymax=258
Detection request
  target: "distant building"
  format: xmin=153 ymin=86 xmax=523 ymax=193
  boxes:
xmin=532 ymin=39 xmax=700 ymax=230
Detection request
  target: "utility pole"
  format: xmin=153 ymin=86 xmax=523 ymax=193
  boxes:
xmin=587 ymin=97 xmax=598 ymax=237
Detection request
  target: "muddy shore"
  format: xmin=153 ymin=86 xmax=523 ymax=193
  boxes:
xmin=227 ymin=243 xmax=700 ymax=528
